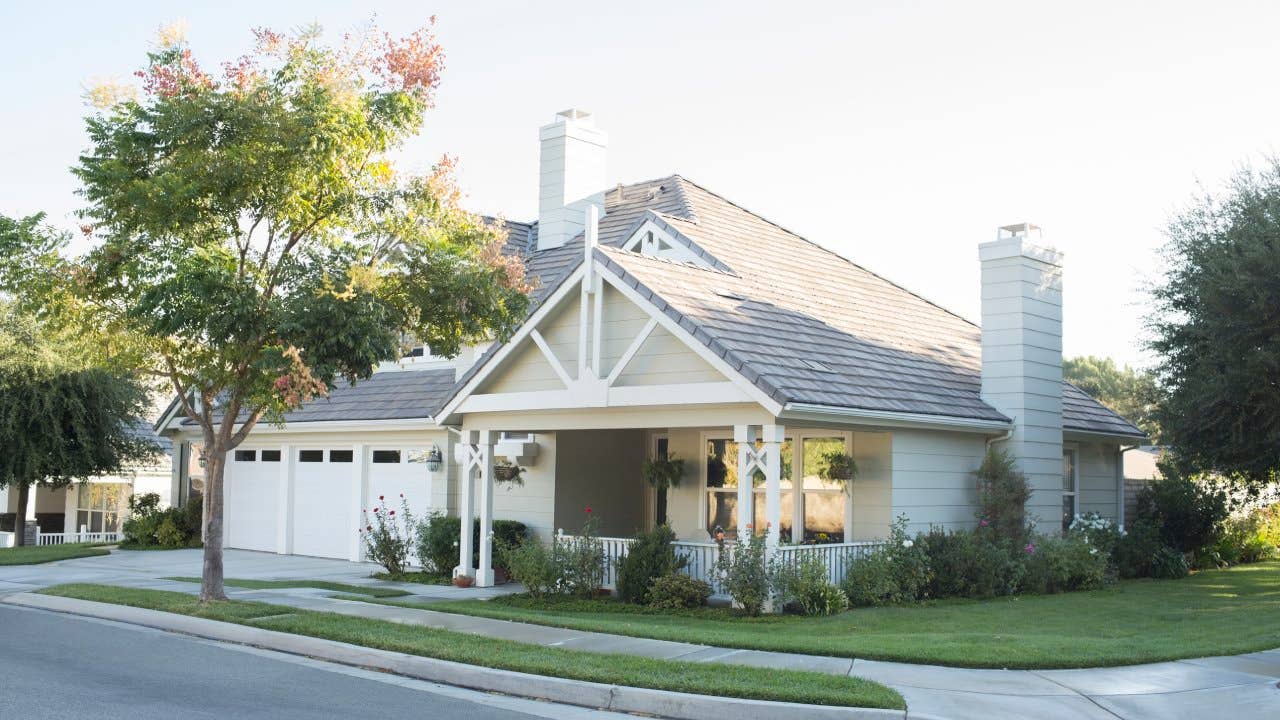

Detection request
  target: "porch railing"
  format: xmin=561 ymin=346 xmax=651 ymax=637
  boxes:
xmin=36 ymin=529 xmax=123 ymax=546
xmin=557 ymin=531 xmax=885 ymax=595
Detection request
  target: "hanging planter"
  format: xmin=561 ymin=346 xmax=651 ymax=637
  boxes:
xmin=424 ymin=446 xmax=443 ymax=473
xmin=493 ymin=459 xmax=525 ymax=488
xmin=818 ymin=450 xmax=858 ymax=493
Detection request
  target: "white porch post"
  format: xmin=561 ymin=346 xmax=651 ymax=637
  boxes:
xmin=733 ymin=425 xmax=756 ymax=538
xmin=453 ymin=433 xmax=477 ymax=579
xmin=762 ymin=424 xmax=784 ymax=552
xmin=276 ymin=445 xmax=294 ymax=555
xmin=476 ymin=430 xmax=497 ymax=588
xmin=349 ymin=444 xmax=368 ymax=562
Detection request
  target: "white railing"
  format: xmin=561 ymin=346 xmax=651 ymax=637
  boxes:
xmin=36 ymin=529 xmax=122 ymax=546
xmin=557 ymin=532 xmax=885 ymax=594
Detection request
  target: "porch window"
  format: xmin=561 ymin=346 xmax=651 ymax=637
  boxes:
xmin=1062 ymin=449 xmax=1077 ymax=531
xmin=705 ymin=437 xmax=793 ymax=538
xmin=76 ymin=483 xmax=128 ymax=534
xmin=800 ymin=436 xmax=846 ymax=543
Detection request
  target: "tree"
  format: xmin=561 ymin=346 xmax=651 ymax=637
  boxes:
xmin=4 ymin=22 xmax=530 ymax=599
xmin=0 ymin=304 xmax=156 ymax=545
xmin=1063 ymin=355 xmax=1159 ymax=438
xmin=1148 ymin=160 xmax=1280 ymax=488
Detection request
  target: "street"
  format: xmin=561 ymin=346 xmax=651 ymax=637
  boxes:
xmin=0 ymin=604 xmax=623 ymax=720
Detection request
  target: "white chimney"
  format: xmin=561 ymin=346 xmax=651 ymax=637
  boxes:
xmin=537 ymin=109 xmax=607 ymax=251
xmin=979 ymin=223 xmax=1064 ymax=533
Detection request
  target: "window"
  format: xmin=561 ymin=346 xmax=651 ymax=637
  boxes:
xmin=800 ymin=436 xmax=846 ymax=542
xmin=299 ymin=450 xmax=323 ymax=463
xmin=234 ymin=450 xmax=256 ymax=462
xmin=372 ymin=450 xmax=401 ymax=464
xmin=260 ymin=450 xmax=281 ymax=462
xmin=77 ymin=483 xmax=128 ymax=533
xmin=329 ymin=450 xmax=354 ymax=463
xmin=1062 ymin=449 xmax=1077 ymax=532
xmin=705 ymin=437 xmax=793 ymax=538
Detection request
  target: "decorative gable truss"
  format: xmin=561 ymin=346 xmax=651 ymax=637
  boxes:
xmin=438 ymin=208 xmax=780 ymax=418
xmin=620 ymin=211 xmax=734 ymax=273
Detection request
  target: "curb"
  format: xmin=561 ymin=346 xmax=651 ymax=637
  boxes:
xmin=3 ymin=593 xmax=908 ymax=720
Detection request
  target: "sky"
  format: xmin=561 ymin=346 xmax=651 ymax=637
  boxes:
xmin=3 ymin=1 xmax=1276 ymax=369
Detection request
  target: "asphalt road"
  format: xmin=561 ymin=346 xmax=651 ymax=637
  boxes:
xmin=0 ymin=604 xmax=618 ymax=720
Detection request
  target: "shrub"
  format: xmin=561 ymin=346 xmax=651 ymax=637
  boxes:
xmin=154 ymin=517 xmax=184 ymax=548
xmin=841 ymin=552 xmax=899 ymax=607
xmin=1150 ymin=545 xmax=1190 ymax=579
xmin=616 ymin=524 xmax=686 ymax=604
xmin=774 ymin=554 xmax=847 ymax=616
xmin=1113 ymin=520 xmax=1165 ymax=579
xmin=1068 ymin=512 xmax=1123 ymax=557
xmin=415 ymin=513 xmax=528 ymax=574
xmin=920 ymin=527 xmax=1022 ymax=599
xmin=558 ymin=512 xmax=606 ymax=598
xmin=716 ymin=530 xmax=773 ymax=615
xmin=974 ymin=448 xmax=1032 ymax=544
xmin=647 ymin=573 xmax=712 ymax=609
xmin=500 ymin=539 xmax=558 ymax=598
xmin=1020 ymin=534 xmax=1109 ymax=594
xmin=1135 ymin=471 xmax=1228 ymax=555
xmin=122 ymin=493 xmax=202 ymax=549
xmin=361 ymin=495 xmax=417 ymax=577
xmin=841 ymin=516 xmax=930 ymax=606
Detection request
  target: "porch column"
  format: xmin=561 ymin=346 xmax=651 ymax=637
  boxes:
xmin=733 ymin=425 xmax=757 ymax=539
xmin=453 ymin=433 xmax=478 ymax=579
xmin=762 ymin=424 xmax=784 ymax=551
xmin=476 ymin=430 xmax=497 ymax=588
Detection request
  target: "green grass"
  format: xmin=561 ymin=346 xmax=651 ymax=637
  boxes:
xmin=38 ymin=584 xmax=903 ymax=710
xmin=416 ymin=561 xmax=1280 ymax=669
xmin=0 ymin=543 xmax=110 ymax=565
xmin=163 ymin=577 xmax=410 ymax=598
xmin=370 ymin=571 xmax=449 ymax=585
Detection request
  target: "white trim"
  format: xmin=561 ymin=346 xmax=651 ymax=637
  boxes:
xmin=1062 ymin=443 xmax=1079 ymax=532
xmin=1063 ymin=428 xmax=1148 ymax=443
xmin=529 ymin=329 xmax=574 ymax=388
xmin=605 ymin=317 xmax=658 ymax=386
xmin=458 ymin=381 xmax=751 ymax=413
xmin=622 ymin=219 xmax=713 ymax=268
xmin=782 ymin=402 xmax=1012 ymax=434
xmin=177 ymin=418 xmax=441 ymax=436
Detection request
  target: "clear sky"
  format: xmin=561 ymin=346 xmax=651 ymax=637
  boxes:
xmin=3 ymin=1 xmax=1275 ymax=369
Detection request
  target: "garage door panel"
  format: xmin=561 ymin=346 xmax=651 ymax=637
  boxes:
xmin=225 ymin=451 xmax=281 ymax=553
xmin=368 ymin=447 xmax=433 ymax=519
xmin=291 ymin=449 xmax=353 ymax=559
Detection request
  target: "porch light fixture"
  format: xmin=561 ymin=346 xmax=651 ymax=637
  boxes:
xmin=197 ymin=453 xmax=207 ymax=468
xmin=425 ymin=445 xmax=443 ymax=472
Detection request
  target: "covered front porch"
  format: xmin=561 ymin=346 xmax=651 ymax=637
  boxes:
xmin=447 ymin=409 xmax=895 ymax=588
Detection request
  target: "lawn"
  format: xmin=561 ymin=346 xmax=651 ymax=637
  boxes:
xmin=415 ymin=561 xmax=1280 ymax=669
xmin=0 ymin=543 xmax=110 ymax=565
xmin=38 ymin=584 xmax=903 ymax=710
xmin=163 ymin=577 xmax=410 ymax=598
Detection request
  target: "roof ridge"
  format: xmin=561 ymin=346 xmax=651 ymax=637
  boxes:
xmin=670 ymin=175 xmax=981 ymax=331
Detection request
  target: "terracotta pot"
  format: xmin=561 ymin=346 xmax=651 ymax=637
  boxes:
xmin=453 ymin=575 xmax=475 ymax=588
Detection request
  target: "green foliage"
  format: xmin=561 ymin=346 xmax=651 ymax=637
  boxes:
xmin=415 ymin=513 xmax=528 ymax=573
xmin=1150 ymin=546 xmax=1191 ymax=579
xmin=817 ymin=450 xmax=857 ymax=491
xmin=1135 ymin=471 xmax=1228 ymax=554
xmin=715 ymin=530 xmax=773 ymax=616
xmin=1063 ymin=356 xmax=1159 ymax=438
xmin=919 ymin=528 xmax=1022 ymax=599
xmin=1020 ymin=535 xmax=1110 ymax=594
xmin=361 ymin=495 xmax=417 ymax=578
xmin=973 ymin=448 xmax=1031 ymax=544
xmin=1113 ymin=520 xmax=1166 ymax=579
xmin=843 ymin=516 xmax=933 ymax=607
xmin=558 ymin=514 xmax=606 ymax=598
xmin=841 ymin=553 xmax=900 ymax=607
xmin=499 ymin=540 xmax=558 ymax=599
xmin=646 ymin=573 xmax=713 ymax=610
xmin=122 ymin=495 xmax=202 ymax=549
xmin=1148 ymin=162 xmax=1280 ymax=485
xmin=641 ymin=454 xmax=685 ymax=491
xmin=615 ymin=525 xmax=686 ymax=604
xmin=773 ymin=554 xmax=848 ymax=616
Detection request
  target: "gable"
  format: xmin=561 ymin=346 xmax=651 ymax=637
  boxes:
xmin=480 ymin=299 xmax=579 ymax=394
xmin=596 ymin=283 xmax=722 ymax=386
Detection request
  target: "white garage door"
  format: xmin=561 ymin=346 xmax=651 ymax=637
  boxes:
xmin=291 ymin=448 xmax=354 ymax=559
xmin=367 ymin=447 xmax=433 ymax=518
xmin=225 ymin=448 xmax=282 ymax=553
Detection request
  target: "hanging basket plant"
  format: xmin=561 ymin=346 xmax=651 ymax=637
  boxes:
xmin=493 ymin=459 xmax=525 ymax=488
xmin=818 ymin=450 xmax=857 ymax=493
xmin=642 ymin=454 xmax=685 ymax=492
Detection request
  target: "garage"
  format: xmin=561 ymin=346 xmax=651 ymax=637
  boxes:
xmin=367 ymin=447 xmax=433 ymax=518
xmin=224 ymin=448 xmax=282 ymax=553
xmin=291 ymin=447 xmax=355 ymax=559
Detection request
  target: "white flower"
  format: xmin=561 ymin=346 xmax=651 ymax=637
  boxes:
xmin=1089 ymin=548 xmax=1098 ymax=555
xmin=902 ymin=539 xmax=914 ymax=548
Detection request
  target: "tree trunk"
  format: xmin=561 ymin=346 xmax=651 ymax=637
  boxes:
xmin=199 ymin=449 xmax=227 ymax=602
xmin=12 ymin=483 xmax=29 ymax=547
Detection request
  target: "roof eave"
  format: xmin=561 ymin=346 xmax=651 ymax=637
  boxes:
xmin=780 ymin=402 xmax=1013 ymax=434
xmin=1063 ymin=427 xmax=1149 ymax=444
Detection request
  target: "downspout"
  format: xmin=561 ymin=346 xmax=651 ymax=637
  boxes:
xmin=985 ymin=422 xmax=1015 ymax=450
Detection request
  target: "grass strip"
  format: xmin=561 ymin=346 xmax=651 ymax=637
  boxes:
xmin=420 ymin=561 xmax=1280 ymax=670
xmin=164 ymin=577 xmax=409 ymax=598
xmin=39 ymin=583 xmax=903 ymax=710
xmin=0 ymin=543 xmax=110 ymax=565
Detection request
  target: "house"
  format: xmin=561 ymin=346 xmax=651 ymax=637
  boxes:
xmin=0 ymin=419 xmax=173 ymax=547
xmin=156 ymin=109 xmax=1146 ymax=585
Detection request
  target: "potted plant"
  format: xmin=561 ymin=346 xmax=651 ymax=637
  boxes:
xmin=424 ymin=446 xmax=443 ymax=472
xmin=642 ymin=454 xmax=685 ymax=526
xmin=818 ymin=450 xmax=857 ymax=493
xmin=492 ymin=459 xmax=525 ymax=488
xmin=452 ymin=574 xmax=474 ymax=588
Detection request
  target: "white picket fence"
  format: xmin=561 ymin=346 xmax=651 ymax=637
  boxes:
xmin=36 ymin=529 xmax=122 ymax=546
xmin=559 ymin=531 xmax=885 ymax=595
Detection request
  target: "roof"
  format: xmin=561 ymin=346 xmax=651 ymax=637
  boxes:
xmin=177 ymin=368 xmax=457 ymax=427
xmin=127 ymin=418 xmax=172 ymax=456
xmin=442 ymin=175 xmax=1145 ymax=438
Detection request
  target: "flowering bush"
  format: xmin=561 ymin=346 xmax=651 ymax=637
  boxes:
xmin=361 ymin=494 xmax=417 ymax=578
xmin=500 ymin=538 xmax=558 ymax=598
xmin=842 ymin=516 xmax=931 ymax=606
xmin=920 ymin=527 xmax=1023 ymax=599
xmin=774 ymin=554 xmax=848 ymax=616
xmin=715 ymin=528 xmax=774 ymax=616
xmin=1068 ymin=512 xmax=1123 ymax=557
xmin=1020 ymin=533 xmax=1109 ymax=594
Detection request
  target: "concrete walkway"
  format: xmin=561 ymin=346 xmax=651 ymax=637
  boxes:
xmin=5 ymin=548 xmax=1280 ymax=720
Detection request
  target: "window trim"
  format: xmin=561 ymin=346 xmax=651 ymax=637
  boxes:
xmin=328 ymin=449 xmax=355 ymax=463
xmin=1062 ymin=444 xmax=1079 ymax=532
xmin=234 ymin=449 xmax=257 ymax=462
xmin=371 ymin=449 xmax=403 ymax=464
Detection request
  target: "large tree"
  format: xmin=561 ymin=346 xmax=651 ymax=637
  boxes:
xmin=1063 ymin=355 xmax=1159 ymax=439
xmin=0 ymin=303 xmax=155 ymax=545
xmin=5 ymin=22 xmax=530 ymax=599
xmin=1148 ymin=160 xmax=1280 ymax=487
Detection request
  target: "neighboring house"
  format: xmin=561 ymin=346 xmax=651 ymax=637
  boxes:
xmin=156 ymin=109 xmax=1146 ymax=584
xmin=0 ymin=419 xmax=173 ymax=547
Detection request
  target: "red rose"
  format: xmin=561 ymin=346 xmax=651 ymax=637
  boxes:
xmin=389 ymin=510 xmax=395 ymax=516
xmin=399 ymin=493 xmax=404 ymax=498
xmin=366 ymin=525 xmax=372 ymax=531
xmin=585 ymin=505 xmax=592 ymax=513
xmin=379 ymin=495 xmax=385 ymax=501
